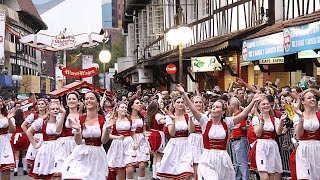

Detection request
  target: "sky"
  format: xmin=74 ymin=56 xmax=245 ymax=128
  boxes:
xmin=32 ymin=0 xmax=103 ymax=35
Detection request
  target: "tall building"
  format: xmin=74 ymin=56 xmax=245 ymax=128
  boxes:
xmin=112 ymin=0 xmax=123 ymax=28
xmin=102 ymin=0 xmax=112 ymax=28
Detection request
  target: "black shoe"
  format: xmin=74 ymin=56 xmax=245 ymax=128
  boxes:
xmin=14 ymin=172 xmax=18 ymax=176
xmin=23 ymin=170 xmax=28 ymax=175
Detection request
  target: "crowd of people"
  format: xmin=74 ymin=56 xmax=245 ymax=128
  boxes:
xmin=0 ymin=77 xmax=320 ymax=180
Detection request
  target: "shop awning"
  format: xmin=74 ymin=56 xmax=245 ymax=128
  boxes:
xmin=0 ymin=75 xmax=13 ymax=87
xmin=50 ymin=81 xmax=114 ymax=97
xmin=114 ymin=66 xmax=137 ymax=78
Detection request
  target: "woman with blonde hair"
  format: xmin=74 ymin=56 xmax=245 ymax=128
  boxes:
xmin=175 ymin=84 xmax=265 ymax=180
xmin=22 ymin=98 xmax=47 ymax=166
xmin=250 ymin=97 xmax=287 ymax=180
xmin=188 ymin=95 xmax=205 ymax=180
xmin=26 ymin=102 xmax=61 ymax=179
xmin=290 ymin=89 xmax=320 ymax=180
xmin=106 ymin=101 xmax=137 ymax=180
xmin=156 ymin=96 xmax=193 ymax=180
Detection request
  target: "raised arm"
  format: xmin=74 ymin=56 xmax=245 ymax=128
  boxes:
xmin=55 ymin=108 xmax=66 ymax=134
xmin=294 ymin=109 xmax=305 ymax=139
xmin=101 ymin=119 xmax=115 ymax=144
xmin=176 ymin=84 xmax=202 ymax=122
xmin=233 ymin=93 xmax=265 ymax=125
xmin=236 ymin=77 xmax=259 ymax=93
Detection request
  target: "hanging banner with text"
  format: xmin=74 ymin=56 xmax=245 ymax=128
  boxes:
xmin=61 ymin=67 xmax=99 ymax=79
xmin=242 ymin=32 xmax=287 ymax=62
xmin=284 ymin=21 xmax=320 ymax=54
xmin=191 ymin=56 xmax=222 ymax=72
xmin=138 ymin=69 xmax=153 ymax=83
xmin=0 ymin=11 xmax=5 ymax=65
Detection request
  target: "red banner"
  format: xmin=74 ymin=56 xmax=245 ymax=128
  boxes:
xmin=61 ymin=67 xmax=98 ymax=78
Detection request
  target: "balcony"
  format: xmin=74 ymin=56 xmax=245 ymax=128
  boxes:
xmin=0 ymin=4 xmax=19 ymax=23
xmin=5 ymin=40 xmax=15 ymax=53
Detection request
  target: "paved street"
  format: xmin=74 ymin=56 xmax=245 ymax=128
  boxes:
xmin=10 ymin=167 xmax=154 ymax=179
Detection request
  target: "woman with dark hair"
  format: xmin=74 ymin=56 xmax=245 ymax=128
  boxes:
xmin=106 ymin=101 xmax=137 ymax=180
xmin=22 ymin=98 xmax=47 ymax=166
xmin=10 ymin=108 xmax=29 ymax=176
xmin=176 ymin=84 xmax=265 ymax=180
xmin=146 ymin=100 xmax=166 ymax=180
xmin=54 ymin=91 xmax=81 ymax=177
xmin=102 ymin=97 xmax=114 ymax=118
xmin=156 ymin=96 xmax=193 ymax=180
xmin=128 ymin=98 xmax=150 ymax=180
xmin=61 ymin=91 xmax=113 ymax=179
xmin=0 ymin=96 xmax=16 ymax=180
xmin=26 ymin=102 xmax=61 ymax=179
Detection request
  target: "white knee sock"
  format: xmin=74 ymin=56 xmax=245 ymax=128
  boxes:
xmin=22 ymin=158 xmax=28 ymax=171
xmin=138 ymin=177 xmax=146 ymax=180
xmin=152 ymin=164 xmax=157 ymax=178
xmin=156 ymin=163 xmax=161 ymax=178
xmin=14 ymin=160 xmax=19 ymax=172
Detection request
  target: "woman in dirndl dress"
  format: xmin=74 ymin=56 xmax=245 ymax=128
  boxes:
xmin=10 ymin=108 xmax=29 ymax=176
xmin=146 ymin=100 xmax=167 ymax=180
xmin=107 ymin=101 xmax=137 ymax=180
xmin=128 ymin=97 xmax=150 ymax=180
xmin=176 ymin=84 xmax=265 ymax=180
xmin=54 ymin=91 xmax=81 ymax=177
xmin=0 ymin=97 xmax=16 ymax=180
xmin=290 ymin=89 xmax=320 ymax=180
xmin=156 ymin=96 xmax=194 ymax=180
xmin=61 ymin=91 xmax=113 ymax=180
xmin=21 ymin=98 xmax=47 ymax=165
xmin=188 ymin=95 xmax=205 ymax=180
xmin=251 ymin=98 xmax=286 ymax=180
xmin=26 ymin=102 xmax=61 ymax=179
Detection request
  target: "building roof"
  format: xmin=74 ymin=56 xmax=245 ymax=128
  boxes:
xmin=245 ymin=10 xmax=320 ymax=40
xmin=15 ymin=0 xmax=47 ymax=31
xmin=50 ymin=81 xmax=114 ymax=97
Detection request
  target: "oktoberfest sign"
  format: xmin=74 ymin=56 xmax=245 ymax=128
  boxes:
xmin=61 ymin=67 xmax=98 ymax=78
xmin=51 ymin=35 xmax=76 ymax=49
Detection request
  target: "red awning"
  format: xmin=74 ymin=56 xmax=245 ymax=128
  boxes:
xmin=50 ymin=81 xmax=114 ymax=97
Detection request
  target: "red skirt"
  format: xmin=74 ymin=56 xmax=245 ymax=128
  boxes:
xmin=249 ymin=141 xmax=257 ymax=170
xmin=10 ymin=133 xmax=29 ymax=151
xmin=148 ymin=130 xmax=162 ymax=152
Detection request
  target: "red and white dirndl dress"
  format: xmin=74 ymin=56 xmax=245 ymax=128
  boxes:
xmin=61 ymin=114 xmax=109 ymax=179
xmin=188 ymin=116 xmax=204 ymax=164
xmin=197 ymin=115 xmax=235 ymax=180
xmin=54 ymin=118 xmax=77 ymax=174
xmin=10 ymin=125 xmax=29 ymax=151
xmin=0 ymin=117 xmax=15 ymax=171
xmin=157 ymin=114 xmax=194 ymax=179
xmin=29 ymin=119 xmax=60 ymax=179
xmin=25 ymin=113 xmax=43 ymax=165
xmin=148 ymin=113 xmax=166 ymax=153
xmin=107 ymin=118 xmax=136 ymax=171
xmin=250 ymin=116 xmax=282 ymax=174
xmin=132 ymin=118 xmax=150 ymax=163
xmin=290 ymin=113 xmax=320 ymax=180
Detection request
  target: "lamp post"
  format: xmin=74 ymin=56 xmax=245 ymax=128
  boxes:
xmin=166 ymin=6 xmax=193 ymax=84
xmin=99 ymin=49 xmax=111 ymax=89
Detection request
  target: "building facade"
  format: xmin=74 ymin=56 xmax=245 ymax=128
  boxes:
xmin=118 ymin=0 xmax=320 ymax=92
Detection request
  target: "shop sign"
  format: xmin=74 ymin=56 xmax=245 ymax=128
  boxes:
xmin=191 ymin=56 xmax=222 ymax=72
xmin=138 ymin=69 xmax=153 ymax=83
xmin=242 ymin=32 xmax=286 ymax=62
xmin=284 ymin=21 xmax=320 ymax=54
xmin=298 ymin=50 xmax=320 ymax=59
xmin=51 ymin=35 xmax=76 ymax=49
xmin=166 ymin=63 xmax=177 ymax=74
xmin=17 ymin=93 xmax=29 ymax=100
xmin=259 ymin=57 xmax=284 ymax=64
xmin=61 ymin=67 xmax=99 ymax=79
xmin=131 ymin=73 xmax=139 ymax=84
xmin=270 ymin=72 xmax=290 ymax=87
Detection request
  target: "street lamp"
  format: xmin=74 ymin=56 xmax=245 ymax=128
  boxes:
xmin=166 ymin=6 xmax=193 ymax=83
xmin=99 ymin=49 xmax=111 ymax=89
